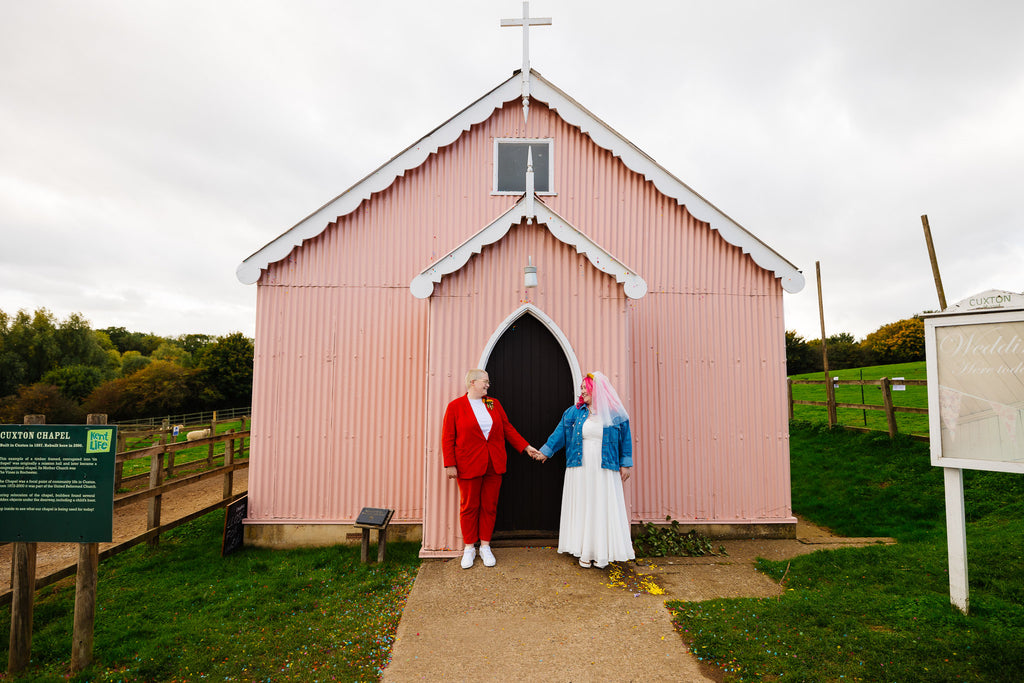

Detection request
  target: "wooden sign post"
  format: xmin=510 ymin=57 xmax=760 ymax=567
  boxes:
xmin=7 ymin=414 xmax=44 ymax=675
xmin=354 ymin=507 xmax=395 ymax=563
xmin=2 ymin=415 xmax=116 ymax=674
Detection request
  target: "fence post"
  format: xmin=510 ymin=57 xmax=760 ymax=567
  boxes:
xmin=114 ymin=429 xmax=126 ymax=491
xmin=162 ymin=418 xmax=174 ymax=479
xmin=8 ymin=414 xmax=45 ymax=675
xmin=223 ymin=429 xmax=235 ymax=500
xmin=880 ymin=377 xmax=898 ymax=437
xmin=147 ymin=438 xmax=165 ymax=547
xmin=787 ymin=379 xmax=794 ymax=421
xmin=71 ymin=413 xmax=106 ymax=672
xmin=207 ymin=410 xmax=218 ymax=467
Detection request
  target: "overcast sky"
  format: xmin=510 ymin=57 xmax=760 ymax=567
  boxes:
xmin=3 ymin=1 xmax=1022 ymax=343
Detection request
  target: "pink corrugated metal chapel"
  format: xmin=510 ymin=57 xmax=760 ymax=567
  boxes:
xmin=236 ymin=63 xmax=805 ymax=556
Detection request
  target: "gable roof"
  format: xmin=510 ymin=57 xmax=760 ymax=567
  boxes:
xmin=409 ymin=193 xmax=648 ymax=300
xmin=237 ymin=70 xmax=804 ymax=294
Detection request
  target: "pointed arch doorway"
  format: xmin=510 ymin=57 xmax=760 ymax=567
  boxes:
xmin=485 ymin=311 xmax=576 ymax=538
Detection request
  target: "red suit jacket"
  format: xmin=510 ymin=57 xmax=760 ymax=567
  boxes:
xmin=442 ymin=395 xmax=528 ymax=478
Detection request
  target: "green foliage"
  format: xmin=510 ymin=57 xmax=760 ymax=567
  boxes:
xmin=0 ymin=381 xmax=84 ymax=423
xmin=119 ymin=350 xmax=151 ymax=376
xmin=862 ymin=317 xmax=925 ymax=364
xmin=634 ymin=517 xmax=725 ymax=557
xmin=196 ymin=332 xmax=254 ymax=406
xmin=785 ymin=330 xmax=817 ymax=374
xmin=0 ymin=511 xmax=422 ymax=681
xmin=1 ymin=307 xmax=254 ymax=421
xmin=787 ymin=317 xmax=926 ymax=373
xmin=84 ymin=360 xmax=200 ymax=420
xmin=101 ymin=326 xmax=163 ymax=356
xmin=41 ymin=364 xmax=105 ymax=402
xmin=668 ymin=422 xmax=1024 ymax=682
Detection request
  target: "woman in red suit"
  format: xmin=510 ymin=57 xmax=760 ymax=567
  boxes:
xmin=443 ymin=368 xmax=543 ymax=569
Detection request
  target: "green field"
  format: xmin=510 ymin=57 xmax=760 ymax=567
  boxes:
xmin=117 ymin=418 xmax=250 ymax=485
xmin=669 ymin=422 xmax=1024 ymax=681
xmin=789 ymin=361 xmax=930 ymax=436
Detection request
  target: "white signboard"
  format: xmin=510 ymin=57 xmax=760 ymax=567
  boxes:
xmin=924 ymin=289 xmax=1024 ymax=614
xmin=926 ymin=303 xmax=1024 ymax=474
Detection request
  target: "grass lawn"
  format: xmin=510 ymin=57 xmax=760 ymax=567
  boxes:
xmin=790 ymin=361 xmax=930 ymax=436
xmin=5 ymin=414 xmax=1023 ymax=681
xmin=669 ymin=422 xmax=1024 ymax=682
xmin=1 ymin=516 xmax=420 ymax=682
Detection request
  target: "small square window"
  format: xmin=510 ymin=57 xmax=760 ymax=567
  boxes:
xmin=494 ymin=139 xmax=553 ymax=194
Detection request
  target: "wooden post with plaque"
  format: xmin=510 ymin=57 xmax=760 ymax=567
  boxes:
xmin=354 ymin=507 xmax=395 ymax=563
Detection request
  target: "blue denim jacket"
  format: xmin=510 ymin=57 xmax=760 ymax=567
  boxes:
xmin=539 ymin=405 xmax=633 ymax=471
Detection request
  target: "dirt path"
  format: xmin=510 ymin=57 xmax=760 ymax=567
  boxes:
xmin=1 ymin=469 xmax=248 ymax=594
xmin=382 ymin=520 xmax=895 ymax=682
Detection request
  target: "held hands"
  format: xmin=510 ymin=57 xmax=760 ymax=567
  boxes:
xmin=444 ymin=466 xmax=458 ymax=480
xmin=525 ymin=445 xmax=547 ymax=462
xmin=619 ymin=466 xmax=632 ymax=482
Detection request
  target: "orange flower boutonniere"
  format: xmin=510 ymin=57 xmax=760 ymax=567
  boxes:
xmin=484 ymin=398 xmax=495 ymax=411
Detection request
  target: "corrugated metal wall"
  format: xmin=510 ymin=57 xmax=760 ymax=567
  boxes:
xmin=247 ymin=97 xmax=793 ymax=547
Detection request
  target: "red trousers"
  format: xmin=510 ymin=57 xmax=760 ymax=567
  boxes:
xmin=456 ymin=457 xmax=501 ymax=545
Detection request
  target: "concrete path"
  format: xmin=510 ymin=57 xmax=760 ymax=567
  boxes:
xmin=382 ymin=523 xmax=893 ymax=682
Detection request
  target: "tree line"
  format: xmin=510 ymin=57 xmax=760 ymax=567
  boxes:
xmin=0 ymin=308 xmax=253 ymax=423
xmin=786 ymin=317 xmax=925 ymax=375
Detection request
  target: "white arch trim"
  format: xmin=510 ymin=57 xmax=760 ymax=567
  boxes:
xmin=478 ymin=304 xmax=582 ymax=390
xmin=409 ymin=194 xmax=648 ymax=300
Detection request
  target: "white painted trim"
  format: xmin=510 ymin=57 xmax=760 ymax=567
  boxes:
xmin=236 ymin=76 xmax=522 ymax=285
xmin=238 ymin=70 xmax=804 ymax=294
xmin=409 ymin=194 xmax=648 ymax=300
xmin=528 ymin=76 xmax=804 ymax=293
xmin=478 ymin=304 xmax=582 ymax=390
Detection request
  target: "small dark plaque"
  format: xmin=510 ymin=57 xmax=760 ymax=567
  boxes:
xmin=355 ymin=507 xmax=394 ymax=529
xmin=221 ymin=495 xmax=248 ymax=557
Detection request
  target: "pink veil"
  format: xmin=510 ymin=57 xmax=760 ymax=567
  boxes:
xmin=584 ymin=371 xmax=629 ymax=427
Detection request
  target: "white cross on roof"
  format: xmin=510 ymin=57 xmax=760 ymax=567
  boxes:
xmin=501 ymin=1 xmax=551 ymax=121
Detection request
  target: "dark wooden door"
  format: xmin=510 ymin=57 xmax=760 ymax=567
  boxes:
xmin=487 ymin=314 xmax=574 ymax=537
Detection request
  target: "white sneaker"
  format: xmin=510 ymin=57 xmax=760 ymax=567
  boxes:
xmin=479 ymin=545 xmax=496 ymax=567
xmin=461 ymin=546 xmax=476 ymax=569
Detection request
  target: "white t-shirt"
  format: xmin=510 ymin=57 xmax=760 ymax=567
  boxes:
xmin=469 ymin=397 xmax=493 ymax=439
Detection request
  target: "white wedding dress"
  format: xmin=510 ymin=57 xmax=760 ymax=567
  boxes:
xmin=558 ymin=415 xmax=635 ymax=567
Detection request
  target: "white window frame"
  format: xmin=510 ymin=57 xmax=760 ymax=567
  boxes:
xmin=492 ymin=138 xmax=555 ymax=195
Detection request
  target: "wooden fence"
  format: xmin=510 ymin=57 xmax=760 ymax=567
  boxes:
xmin=788 ymin=377 xmax=929 ymax=441
xmin=1 ymin=421 xmax=249 ymax=607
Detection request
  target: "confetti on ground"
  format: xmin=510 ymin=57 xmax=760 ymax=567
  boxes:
xmin=603 ymin=562 xmax=666 ymax=595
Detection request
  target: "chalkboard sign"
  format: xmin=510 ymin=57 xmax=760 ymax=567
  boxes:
xmin=221 ymin=495 xmax=248 ymax=557
xmin=355 ymin=507 xmax=394 ymax=529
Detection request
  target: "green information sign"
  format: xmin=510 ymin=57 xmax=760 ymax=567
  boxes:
xmin=0 ymin=424 xmax=117 ymax=542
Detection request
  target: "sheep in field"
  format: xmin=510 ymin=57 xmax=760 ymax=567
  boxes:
xmin=186 ymin=428 xmax=211 ymax=441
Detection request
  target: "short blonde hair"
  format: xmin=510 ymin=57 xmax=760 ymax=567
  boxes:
xmin=465 ymin=368 xmax=488 ymax=389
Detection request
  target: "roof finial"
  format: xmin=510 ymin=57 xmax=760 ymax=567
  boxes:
xmin=525 ymin=146 xmax=535 ymax=222
xmin=500 ymin=1 xmax=551 ymax=122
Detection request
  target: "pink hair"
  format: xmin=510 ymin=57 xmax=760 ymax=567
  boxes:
xmin=575 ymin=373 xmax=596 ymax=409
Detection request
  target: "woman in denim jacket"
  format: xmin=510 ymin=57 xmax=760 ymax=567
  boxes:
xmin=538 ymin=371 xmax=635 ymax=568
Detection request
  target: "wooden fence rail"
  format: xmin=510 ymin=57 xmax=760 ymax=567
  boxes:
xmin=788 ymin=377 xmax=929 ymax=441
xmin=1 ymin=428 xmax=249 ymax=607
